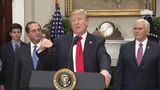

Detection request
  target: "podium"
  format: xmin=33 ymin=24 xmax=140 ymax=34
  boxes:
xmin=29 ymin=71 xmax=105 ymax=90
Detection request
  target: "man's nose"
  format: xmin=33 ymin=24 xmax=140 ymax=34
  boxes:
xmin=75 ymin=20 xmax=80 ymax=25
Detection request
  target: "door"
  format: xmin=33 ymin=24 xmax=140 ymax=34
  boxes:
xmin=0 ymin=0 xmax=12 ymax=46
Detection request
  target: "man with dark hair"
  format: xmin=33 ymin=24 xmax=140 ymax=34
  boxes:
xmin=12 ymin=21 xmax=44 ymax=90
xmin=0 ymin=23 xmax=26 ymax=90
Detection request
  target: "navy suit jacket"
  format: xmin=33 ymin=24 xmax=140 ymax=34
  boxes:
xmin=114 ymin=40 xmax=160 ymax=90
xmin=38 ymin=33 xmax=111 ymax=73
xmin=0 ymin=42 xmax=25 ymax=90
xmin=12 ymin=43 xmax=44 ymax=90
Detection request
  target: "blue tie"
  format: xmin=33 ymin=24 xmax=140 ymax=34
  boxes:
xmin=14 ymin=44 xmax=19 ymax=51
xmin=32 ymin=45 xmax=38 ymax=69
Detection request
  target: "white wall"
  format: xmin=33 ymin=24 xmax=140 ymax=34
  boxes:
xmin=12 ymin=0 xmax=25 ymax=41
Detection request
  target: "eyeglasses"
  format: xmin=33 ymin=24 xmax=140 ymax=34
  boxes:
xmin=29 ymin=29 xmax=41 ymax=33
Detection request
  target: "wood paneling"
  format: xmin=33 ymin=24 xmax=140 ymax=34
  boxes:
xmin=0 ymin=0 xmax=12 ymax=46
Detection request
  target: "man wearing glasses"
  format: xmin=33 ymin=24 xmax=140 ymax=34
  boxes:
xmin=12 ymin=21 xmax=44 ymax=90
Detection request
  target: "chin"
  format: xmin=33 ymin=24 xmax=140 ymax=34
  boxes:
xmin=15 ymin=38 xmax=21 ymax=41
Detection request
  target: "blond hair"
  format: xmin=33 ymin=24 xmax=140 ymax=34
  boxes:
xmin=69 ymin=9 xmax=88 ymax=19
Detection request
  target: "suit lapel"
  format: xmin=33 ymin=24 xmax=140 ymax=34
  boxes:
xmin=139 ymin=40 xmax=151 ymax=68
xmin=24 ymin=44 xmax=35 ymax=70
xmin=8 ymin=42 xmax=16 ymax=57
xmin=20 ymin=41 xmax=26 ymax=46
xmin=130 ymin=41 xmax=139 ymax=68
xmin=67 ymin=34 xmax=74 ymax=70
xmin=9 ymin=41 xmax=25 ymax=55
xmin=83 ymin=33 xmax=95 ymax=71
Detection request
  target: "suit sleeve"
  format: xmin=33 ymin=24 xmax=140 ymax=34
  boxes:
xmin=113 ymin=44 xmax=124 ymax=90
xmin=37 ymin=46 xmax=57 ymax=71
xmin=97 ymin=39 xmax=111 ymax=74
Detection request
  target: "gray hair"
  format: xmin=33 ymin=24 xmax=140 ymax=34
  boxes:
xmin=136 ymin=18 xmax=150 ymax=32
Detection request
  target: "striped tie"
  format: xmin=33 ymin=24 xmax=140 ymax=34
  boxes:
xmin=137 ymin=43 xmax=143 ymax=66
xmin=32 ymin=45 xmax=38 ymax=69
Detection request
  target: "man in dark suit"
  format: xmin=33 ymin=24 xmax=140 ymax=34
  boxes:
xmin=113 ymin=19 xmax=160 ymax=90
xmin=12 ymin=21 xmax=43 ymax=90
xmin=0 ymin=23 xmax=26 ymax=90
xmin=38 ymin=9 xmax=112 ymax=88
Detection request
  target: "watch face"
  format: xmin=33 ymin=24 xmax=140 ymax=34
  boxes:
xmin=99 ymin=22 xmax=115 ymax=37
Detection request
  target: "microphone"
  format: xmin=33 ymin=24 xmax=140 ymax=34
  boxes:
xmin=72 ymin=36 xmax=79 ymax=46
xmin=67 ymin=36 xmax=79 ymax=71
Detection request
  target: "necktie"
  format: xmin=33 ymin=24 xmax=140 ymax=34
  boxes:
xmin=32 ymin=45 xmax=38 ymax=69
xmin=76 ymin=36 xmax=84 ymax=72
xmin=137 ymin=43 xmax=143 ymax=66
xmin=14 ymin=44 xmax=19 ymax=51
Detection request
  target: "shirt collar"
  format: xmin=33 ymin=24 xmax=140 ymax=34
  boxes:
xmin=136 ymin=38 xmax=148 ymax=46
xmin=73 ymin=31 xmax=88 ymax=40
xmin=11 ymin=40 xmax=21 ymax=46
xmin=30 ymin=41 xmax=41 ymax=49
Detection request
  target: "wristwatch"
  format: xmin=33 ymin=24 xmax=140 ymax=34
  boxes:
xmin=99 ymin=21 xmax=115 ymax=38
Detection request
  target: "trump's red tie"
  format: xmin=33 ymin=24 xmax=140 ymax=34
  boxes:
xmin=76 ymin=36 xmax=84 ymax=72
